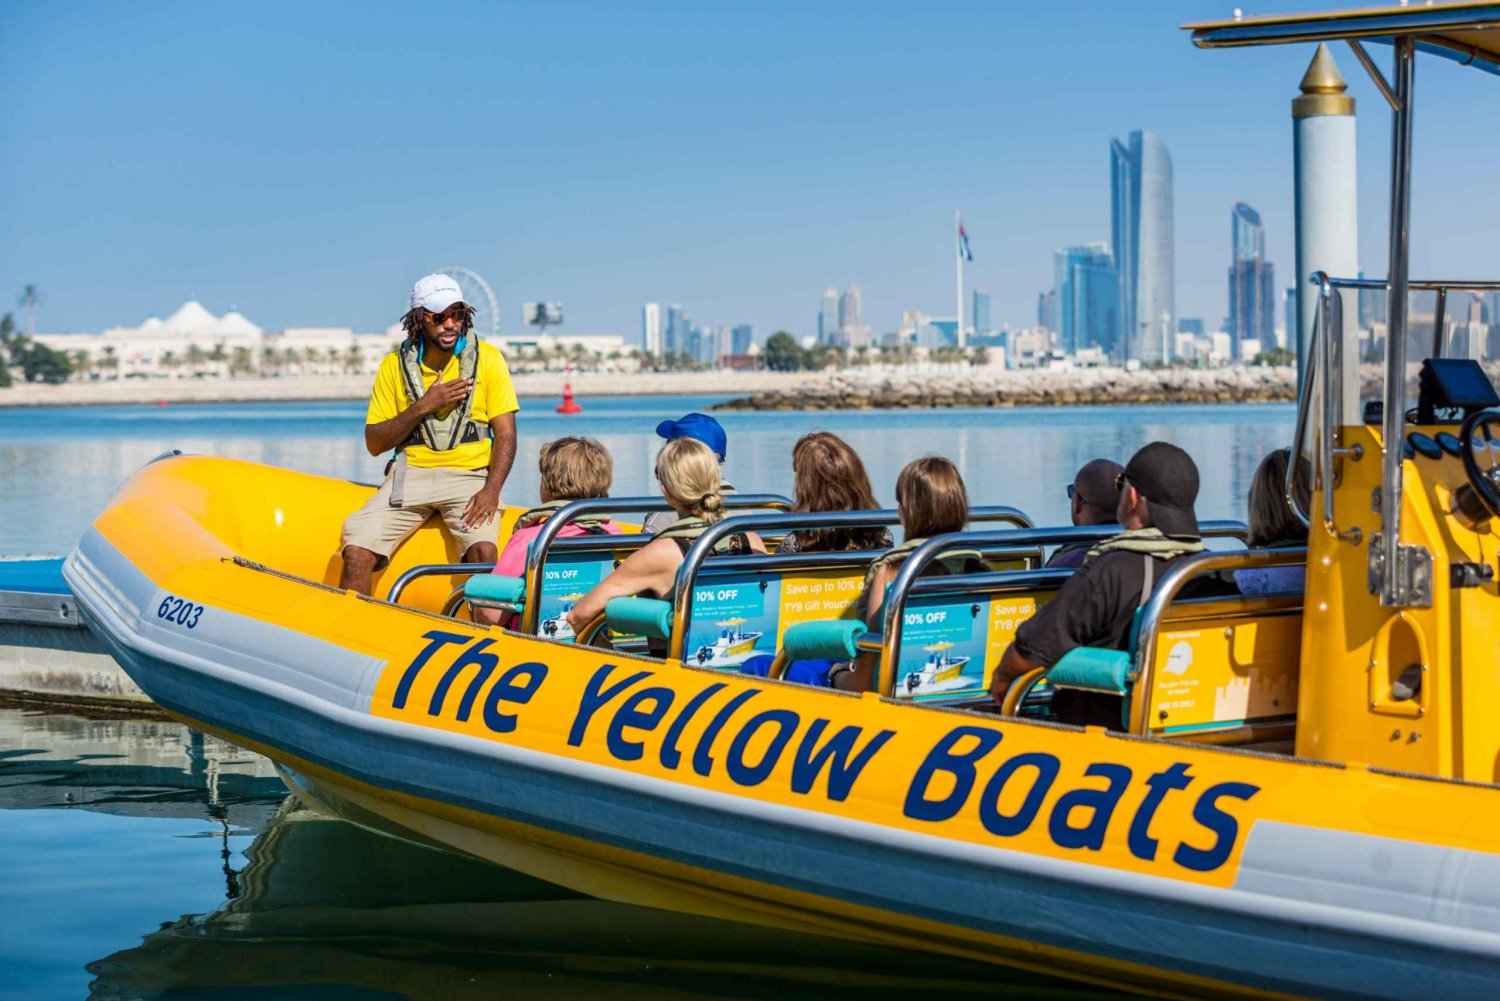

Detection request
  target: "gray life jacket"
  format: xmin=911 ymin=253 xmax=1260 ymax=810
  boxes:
xmin=386 ymin=336 xmax=486 ymax=507
xmin=396 ymin=335 xmax=483 ymax=452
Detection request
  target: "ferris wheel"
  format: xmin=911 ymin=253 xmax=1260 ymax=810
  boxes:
xmin=435 ymin=266 xmax=500 ymax=340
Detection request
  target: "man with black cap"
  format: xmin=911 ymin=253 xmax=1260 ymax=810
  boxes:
xmin=990 ymin=441 xmax=1225 ymax=728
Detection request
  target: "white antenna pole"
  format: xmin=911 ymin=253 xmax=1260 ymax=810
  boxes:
xmin=956 ymin=210 xmax=966 ymax=349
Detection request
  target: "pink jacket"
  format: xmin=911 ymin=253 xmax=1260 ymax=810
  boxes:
xmin=494 ymin=519 xmax=620 ymax=578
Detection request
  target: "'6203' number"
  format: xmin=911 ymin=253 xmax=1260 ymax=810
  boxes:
xmin=157 ymin=595 xmax=203 ymax=629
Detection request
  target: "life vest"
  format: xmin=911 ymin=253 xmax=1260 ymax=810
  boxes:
xmin=515 ymin=499 xmax=613 ymax=535
xmin=396 ymin=334 xmax=484 ymax=452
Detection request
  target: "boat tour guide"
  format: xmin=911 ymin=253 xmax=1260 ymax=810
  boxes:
xmin=338 ymin=273 xmax=519 ymax=594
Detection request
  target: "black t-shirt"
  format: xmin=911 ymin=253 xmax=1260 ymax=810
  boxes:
xmin=1014 ymin=549 xmax=1234 ymax=728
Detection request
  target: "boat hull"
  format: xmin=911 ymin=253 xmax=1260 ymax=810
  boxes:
xmin=64 ymin=456 xmax=1500 ymax=1001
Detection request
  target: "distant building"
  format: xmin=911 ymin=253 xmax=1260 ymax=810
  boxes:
xmin=642 ymin=302 xmax=663 ymax=358
xmin=838 ymin=283 xmax=862 ymax=344
xmin=1111 ymin=130 xmax=1175 ymax=364
xmin=1284 ymin=287 xmax=1297 ymax=351
xmin=1052 ymin=243 xmax=1118 ymax=356
xmin=731 ymin=324 xmax=753 ymax=356
xmin=1227 ymin=202 xmax=1277 ymax=361
xmin=666 ymin=304 xmax=688 ymax=356
xmin=1178 ymin=317 xmax=1205 ymax=336
xmin=972 ymin=289 xmax=992 ymax=338
xmin=818 ymin=286 xmax=839 ymax=345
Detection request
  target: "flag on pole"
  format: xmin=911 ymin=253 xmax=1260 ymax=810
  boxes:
xmin=957 ymin=216 xmax=973 ymax=262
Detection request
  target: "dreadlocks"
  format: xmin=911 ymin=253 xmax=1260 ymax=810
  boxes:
xmin=401 ymin=304 xmax=475 ymax=343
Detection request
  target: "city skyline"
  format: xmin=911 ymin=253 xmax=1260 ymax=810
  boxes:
xmin=4 ymin=3 xmax=1494 ymax=343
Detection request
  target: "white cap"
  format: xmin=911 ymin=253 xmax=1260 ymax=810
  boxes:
xmin=410 ymin=273 xmax=468 ymax=313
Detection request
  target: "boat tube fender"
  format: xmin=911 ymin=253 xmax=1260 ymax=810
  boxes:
xmin=605 ymin=596 xmax=674 ymax=640
xmin=464 ymin=574 xmax=526 ymax=611
xmin=388 ymin=334 xmax=483 ymax=507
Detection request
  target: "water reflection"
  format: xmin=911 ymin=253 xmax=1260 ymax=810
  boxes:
xmin=0 ymin=709 xmax=1120 ymax=999
xmin=0 ymin=397 xmax=1294 ymax=556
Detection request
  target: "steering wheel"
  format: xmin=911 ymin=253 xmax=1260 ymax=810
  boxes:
xmin=1458 ymin=409 xmax=1500 ymax=521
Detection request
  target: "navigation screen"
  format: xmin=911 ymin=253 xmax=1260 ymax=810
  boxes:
xmin=1423 ymin=358 xmax=1500 ymax=408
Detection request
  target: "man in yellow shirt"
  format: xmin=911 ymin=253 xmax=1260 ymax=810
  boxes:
xmin=339 ymin=274 xmax=520 ymax=594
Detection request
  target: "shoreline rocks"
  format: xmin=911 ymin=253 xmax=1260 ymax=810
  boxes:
xmin=714 ymin=366 xmax=1298 ymax=411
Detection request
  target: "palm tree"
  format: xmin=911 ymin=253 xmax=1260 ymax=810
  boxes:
xmin=261 ymin=345 xmax=278 ymax=376
xmin=160 ymin=350 xmax=178 ymax=378
xmin=17 ymin=285 xmax=40 ymax=337
xmin=186 ymin=343 xmax=207 ymax=376
xmin=71 ymin=350 xmax=91 ymax=381
xmin=230 ymin=346 xmax=253 ymax=377
xmin=344 ymin=343 xmax=363 ymax=375
xmin=101 ymin=344 xmax=118 ymax=380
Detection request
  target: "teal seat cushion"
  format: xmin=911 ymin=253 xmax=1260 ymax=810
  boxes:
xmin=465 ymin=575 xmax=526 ymax=607
xmin=781 ymin=620 xmax=865 ymax=662
xmin=605 ymin=597 xmax=673 ymax=639
xmin=1047 ymin=647 xmax=1132 ymax=696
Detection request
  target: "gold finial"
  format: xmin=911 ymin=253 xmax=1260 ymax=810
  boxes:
xmin=1294 ymin=44 xmax=1355 ymax=117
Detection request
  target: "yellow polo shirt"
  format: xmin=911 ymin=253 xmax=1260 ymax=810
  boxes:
xmin=366 ymin=340 xmax=520 ymax=470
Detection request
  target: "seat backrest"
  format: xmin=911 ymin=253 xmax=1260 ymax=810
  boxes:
xmin=1134 ymin=592 xmax=1302 ymax=740
xmin=678 ymin=560 xmax=875 ymax=668
xmin=887 ymin=576 xmax=1065 ymax=701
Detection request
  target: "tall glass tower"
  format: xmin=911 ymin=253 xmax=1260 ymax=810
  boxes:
xmin=818 ymin=286 xmax=839 ymax=345
xmin=1053 ymin=243 xmax=1118 ymax=356
xmin=1228 ymin=202 xmax=1277 ymax=359
xmin=1111 ymin=130 xmax=1175 ymax=364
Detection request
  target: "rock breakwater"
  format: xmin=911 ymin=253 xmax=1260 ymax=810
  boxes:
xmin=714 ymin=366 xmax=1297 ymax=411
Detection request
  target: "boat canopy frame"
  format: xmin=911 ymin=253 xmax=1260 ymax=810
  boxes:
xmin=1186 ymin=3 xmax=1500 ymax=607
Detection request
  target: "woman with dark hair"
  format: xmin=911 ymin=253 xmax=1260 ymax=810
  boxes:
xmin=1235 ymin=447 xmax=1311 ymax=595
xmin=830 ymin=456 xmax=986 ymax=692
xmin=776 ymin=432 xmax=893 ymax=554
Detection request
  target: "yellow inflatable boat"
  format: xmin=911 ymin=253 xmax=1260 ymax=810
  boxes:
xmin=64 ymin=6 xmax=1500 ymax=999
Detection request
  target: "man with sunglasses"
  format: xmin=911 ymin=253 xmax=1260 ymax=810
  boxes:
xmin=339 ymin=274 xmax=519 ymax=595
xmin=1047 ymin=458 xmax=1125 ymax=569
xmin=990 ymin=442 xmax=1230 ymax=728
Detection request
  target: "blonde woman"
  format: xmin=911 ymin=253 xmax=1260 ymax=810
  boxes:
xmin=473 ymin=436 xmax=620 ymax=628
xmin=1235 ymin=447 xmax=1310 ymax=596
xmin=565 ymin=438 xmax=764 ymax=637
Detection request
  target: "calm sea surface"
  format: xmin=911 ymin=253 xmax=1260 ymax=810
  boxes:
xmin=0 ymin=395 xmax=1292 ymax=998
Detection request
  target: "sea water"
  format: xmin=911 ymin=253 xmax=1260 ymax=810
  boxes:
xmin=0 ymin=396 xmax=1290 ymax=998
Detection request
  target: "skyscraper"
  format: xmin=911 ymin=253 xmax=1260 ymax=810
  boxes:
xmin=642 ymin=302 xmax=662 ymax=358
xmin=838 ymin=283 xmax=862 ymax=343
xmin=1111 ymin=130 xmax=1175 ymax=364
xmin=818 ymin=286 xmax=839 ymax=345
xmin=972 ymin=289 xmax=992 ymax=338
xmin=666 ymin=304 xmax=687 ymax=356
xmin=731 ymin=324 xmax=753 ymax=356
xmin=1227 ymin=202 xmax=1277 ymax=360
xmin=1052 ymin=243 xmax=1118 ymax=356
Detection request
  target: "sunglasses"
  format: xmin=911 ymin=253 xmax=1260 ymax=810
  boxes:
xmin=1114 ymin=471 xmax=1138 ymax=496
xmin=426 ymin=306 xmax=468 ymax=325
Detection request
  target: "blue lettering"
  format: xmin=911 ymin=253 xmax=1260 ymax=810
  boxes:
xmin=691 ymin=689 xmax=760 ymax=777
xmin=1128 ymin=762 xmax=1195 ymax=861
xmin=1047 ymin=763 xmax=1133 ymax=851
xmin=606 ymin=686 xmax=676 ymax=761
xmin=789 ymin=720 xmax=895 ymax=802
xmin=429 ymin=638 xmax=497 ymax=719
xmin=482 ymin=662 xmax=548 ymax=734
xmin=568 ymin=665 xmax=652 ymax=746
xmin=725 ymin=709 xmax=800 ymax=787
xmin=978 ymin=752 xmax=1059 ymax=837
xmin=659 ymin=682 xmax=728 ymax=770
xmin=1173 ymin=781 xmax=1260 ymax=872
xmin=392 ymin=630 xmax=469 ymax=710
xmin=902 ymin=726 xmax=1004 ymax=822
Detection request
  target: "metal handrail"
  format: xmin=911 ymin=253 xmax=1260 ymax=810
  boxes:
xmin=876 ymin=521 xmax=1250 ymax=696
xmin=1310 ymin=273 xmax=1364 ymax=544
xmin=388 ymin=562 xmax=494 ymax=606
xmin=1128 ymin=547 xmax=1307 ymax=734
xmin=668 ymin=506 xmax=1034 ymax=661
xmin=521 ymin=493 xmax=790 ymax=632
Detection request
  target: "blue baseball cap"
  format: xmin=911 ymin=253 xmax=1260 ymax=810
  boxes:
xmin=655 ymin=412 xmax=727 ymax=460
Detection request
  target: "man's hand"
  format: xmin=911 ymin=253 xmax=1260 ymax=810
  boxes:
xmin=463 ymin=481 xmax=501 ymax=530
xmin=418 ymin=374 xmax=473 ymax=416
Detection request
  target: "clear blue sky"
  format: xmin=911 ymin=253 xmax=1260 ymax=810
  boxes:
xmin=2 ymin=1 xmax=1495 ymax=342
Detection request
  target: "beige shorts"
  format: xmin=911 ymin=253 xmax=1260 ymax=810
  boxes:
xmin=341 ymin=465 xmax=499 ymax=567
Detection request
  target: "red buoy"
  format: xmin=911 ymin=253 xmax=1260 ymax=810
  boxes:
xmin=556 ymin=362 xmax=582 ymax=414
